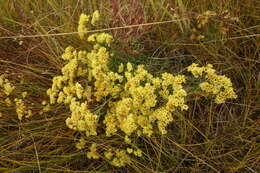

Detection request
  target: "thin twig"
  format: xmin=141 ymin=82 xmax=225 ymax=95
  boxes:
xmin=0 ymin=18 xmax=189 ymax=39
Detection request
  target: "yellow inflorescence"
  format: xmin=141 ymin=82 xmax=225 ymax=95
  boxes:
xmin=75 ymin=138 xmax=86 ymax=150
xmin=46 ymin=11 xmax=238 ymax=167
xmin=0 ymin=75 xmax=32 ymax=120
xmin=86 ymin=143 xmax=100 ymax=159
xmin=187 ymin=63 xmax=237 ymax=104
xmin=78 ymin=13 xmax=90 ymax=39
xmin=110 ymin=149 xmax=131 ymax=167
xmin=91 ymin=10 xmax=100 ymax=26
xmin=0 ymin=75 xmax=15 ymax=96
xmin=14 ymin=98 xmax=32 ymax=120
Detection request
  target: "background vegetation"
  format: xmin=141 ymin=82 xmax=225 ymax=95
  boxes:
xmin=0 ymin=0 xmax=259 ymax=172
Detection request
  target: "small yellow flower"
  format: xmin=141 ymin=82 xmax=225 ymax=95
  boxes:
xmin=127 ymin=63 xmax=133 ymax=72
xmin=118 ymin=63 xmax=124 ymax=73
xmin=75 ymin=82 xmax=84 ymax=99
xmin=78 ymin=13 xmax=90 ymax=39
xmin=134 ymin=149 xmax=142 ymax=157
xmin=61 ymin=46 xmax=74 ymax=61
xmin=5 ymin=98 xmax=12 ymax=106
xmin=3 ymin=82 xmax=15 ymax=96
xmin=26 ymin=110 xmax=32 ymax=118
xmin=0 ymin=75 xmax=4 ymax=86
xmin=111 ymin=149 xmax=131 ymax=167
xmin=187 ymin=63 xmax=204 ymax=78
xmin=87 ymin=143 xmax=100 ymax=159
xmin=57 ymin=91 xmax=65 ymax=104
xmin=91 ymin=10 xmax=100 ymax=25
xmin=124 ymin=135 xmax=131 ymax=144
xmin=104 ymin=151 xmax=113 ymax=160
xmin=75 ymin=138 xmax=86 ymax=150
xmin=41 ymin=100 xmax=47 ymax=106
xmin=43 ymin=104 xmax=51 ymax=112
xmin=126 ymin=148 xmax=133 ymax=154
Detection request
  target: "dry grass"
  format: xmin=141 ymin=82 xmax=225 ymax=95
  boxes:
xmin=0 ymin=0 xmax=259 ymax=172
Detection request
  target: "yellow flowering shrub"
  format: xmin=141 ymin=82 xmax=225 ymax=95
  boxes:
xmin=46 ymin=11 xmax=238 ymax=167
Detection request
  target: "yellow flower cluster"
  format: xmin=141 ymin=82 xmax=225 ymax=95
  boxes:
xmin=0 ymin=75 xmax=32 ymax=120
xmin=14 ymin=98 xmax=32 ymax=120
xmin=86 ymin=143 xmax=100 ymax=159
xmin=188 ymin=63 xmax=237 ymax=104
xmin=91 ymin=10 xmax=100 ymax=26
xmin=84 ymin=143 xmax=138 ymax=167
xmin=47 ymin=11 xmax=117 ymax=140
xmin=47 ymin=73 xmax=98 ymax=135
xmin=103 ymin=64 xmax=188 ymax=138
xmin=0 ymin=75 xmax=15 ymax=116
xmin=47 ymin=11 xmax=238 ymax=167
xmin=87 ymin=33 xmax=113 ymax=46
xmin=77 ymin=10 xmax=102 ymax=39
xmin=78 ymin=13 xmax=90 ymax=39
xmin=75 ymin=137 xmax=86 ymax=150
xmin=0 ymin=75 xmax=15 ymax=96
xmin=103 ymin=147 xmax=142 ymax=167
xmin=66 ymin=99 xmax=98 ymax=136
xmin=105 ymin=149 xmax=131 ymax=167
xmin=39 ymin=100 xmax=51 ymax=115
